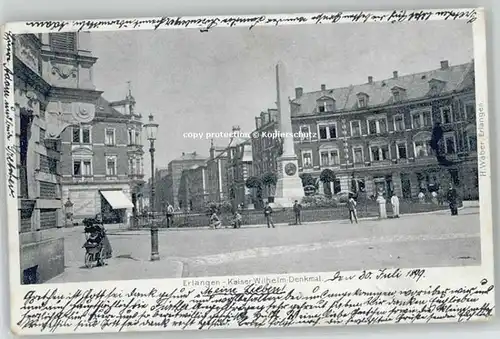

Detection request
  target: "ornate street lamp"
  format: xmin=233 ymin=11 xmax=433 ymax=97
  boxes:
xmin=144 ymin=113 xmax=160 ymax=261
xmin=64 ymin=197 xmax=74 ymax=228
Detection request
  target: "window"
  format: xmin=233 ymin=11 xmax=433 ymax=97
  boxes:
xmin=367 ymin=118 xmax=387 ymax=135
xmin=465 ymin=103 xmax=476 ymax=121
xmin=39 ymin=128 xmax=46 ymax=143
xmin=397 ymin=142 xmax=407 ymax=159
xmin=350 ymin=120 xmax=361 ymax=136
xmin=358 ymin=95 xmax=368 ymax=108
xmin=128 ymin=129 xmax=134 ymax=145
xmin=411 ymin=110 xmax=432 ymax=129
xmin=320 ymin=151 xmax=329 ymax=166
xmin=468 ymin=134 xmax=477 ymax=152
xmin=393 ymin=91 xmax=401 ymax=101
xmin=353 ymin=147 xmax=364 ymax=163
xmin=72 ymin=126 xmax=91 ymax=144
xmin=394 ymin=115 xmax=405 ymax=131
xmin=371 ymin=146 xmax=380 ymax=161
xmin=136 ymin=158 xmax=141 ymax=174
xmin=414 ymin=141 xmax=431 ymax=157
xmin=302 ymin=151 xmax=313 ymax=169
xmin=329 ymin=150 xmax=339 ymax=165
xmin=72 ymin=128 xmax=80 ymax=143
xmin=320 ymin=150 xmax=339 ymax=166
xmin=73 ymin=159 xmax=92 ymax=176
xmin=49 ymin=33 xmax=77 ymax=52
xmin=370 ymin=145 xmax=390 ymax=162
xmin=135 ymin=131 xmax=141 ymax=144
xmin=317 ymin=100 xmax=335 ymax=113
xmin=105 ymin=129 xmax=115 ymax=145
xmin=444 ymin=135 xmax=456 ymax=154
xmin=106 ymin=157 xmax=117 ymax=176
xmin=318 ymin=123 xmax=337 ymax=140
xmin=440 ymin=106 xmax=453 ymax=124
xmin=299 ymin=126 xmax=311 ymax=141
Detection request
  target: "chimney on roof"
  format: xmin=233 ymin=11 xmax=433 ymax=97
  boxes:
xmin=321 ymin=84 xmax=326 ymax=91
xmin=368 ymin=76 xmax=373 ymax=84
xmin=295 ymin=87 xmax=303 ymax=99
xmin=440 ymin=60 xmax=449 ymax=70
xmin=393 ymin=71 xmax=398 ymax=79
xmin=182 ymin=152 xmax=185 ymax=156
xmin=193 ymin=151 xmax=197 ymax=156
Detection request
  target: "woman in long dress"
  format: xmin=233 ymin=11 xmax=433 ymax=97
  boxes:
xmin=95 ymin=213 xmax=113 ymax=261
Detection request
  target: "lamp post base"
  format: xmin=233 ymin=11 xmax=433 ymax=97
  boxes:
xmin=150 ymin=253 xmax=160 ymax=261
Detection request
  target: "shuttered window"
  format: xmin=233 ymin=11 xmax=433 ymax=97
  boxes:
xmin=49 ymin=33 xmax=77 ymax=52
xmin=39 ymin=181 xmax=58 ymax=199
xmin=20 ymin=209 xmax=33 ymax=233
xmin=40 ymin=209 xmax=58 ymax=229
xmin=39 ymin=155 xmax=59 ymax=175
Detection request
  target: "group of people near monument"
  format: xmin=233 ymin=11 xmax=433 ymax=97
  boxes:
xmin=164 ymin=182 xmax=460 ymax=230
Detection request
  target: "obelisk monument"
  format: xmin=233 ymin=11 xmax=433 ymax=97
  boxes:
xmin=272 ymin=61 xmax=304 ymax=207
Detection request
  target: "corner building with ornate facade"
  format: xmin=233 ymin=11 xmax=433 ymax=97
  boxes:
xmin=13 ymin=32 xmax=102 ymax=283
xmin=291 ymin=60 xmax=478 ymax=199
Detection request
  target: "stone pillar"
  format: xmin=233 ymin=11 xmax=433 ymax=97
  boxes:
xmin=272 ymin=61 xmax=304 ymax=207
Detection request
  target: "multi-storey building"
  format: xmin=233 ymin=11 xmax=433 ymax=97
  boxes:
xmin=178 ymin=164 xmax=209 ymax=211
xmin=14 ymin=32 xmax=102 ymax=283
xmin=60 ymin=91 xmax=145 ymax=224
xmin=290 ymin=60 xmax=478 ymax=199
xmin=159 ymin=152 xmax=207 ymax=209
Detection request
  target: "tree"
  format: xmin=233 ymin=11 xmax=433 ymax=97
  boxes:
xmin=320 ymin=169 xmax=335 ymax=183
xmin=300 ymin=173 xmax=316 ymax=187
xmin=261 ymin=172 xmax=278 ymax=199
xmin=245 ymin=176 xmax=262 ymax=189
xmin=320 ymin=169 xmax=335 ymax=197
xmin=261 ymin=172 xmax=277 ymax=187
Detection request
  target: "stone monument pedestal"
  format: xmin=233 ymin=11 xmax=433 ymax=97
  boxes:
xmin=271 ymin=156 xmax=304 ymax=208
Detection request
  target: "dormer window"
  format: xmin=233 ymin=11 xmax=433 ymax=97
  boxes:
xmin=357 ymin=92 xmax=369 ymax=108
xmin=428 ymin=78 xmax=446 ymax=95
xmin=317 ymin=97 xmax=335 ymax=113
xmin=391 ymin=86 xmax=406 ymax=102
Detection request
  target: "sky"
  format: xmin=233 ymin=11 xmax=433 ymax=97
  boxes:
xmin=89 ymin=20 xmax=474 ymax=180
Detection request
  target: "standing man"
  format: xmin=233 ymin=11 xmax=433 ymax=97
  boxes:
xmin=264 ymin=201 xmax=275 ymax=228
xmin=390 ymin=192 xmax=400 ymax=218
xmin=447 ymin=183 xmax=459 ymax=216
xmin=347 ymin=194 xmax=358 ymax=224
xmin=166 ymin=202 xmax=174 ymax=228
xmin=293 ymin=200 xmax=302 ymax=225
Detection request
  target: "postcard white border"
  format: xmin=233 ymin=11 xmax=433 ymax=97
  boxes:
xmin=1 ymin=7 xmax=494 ymax=336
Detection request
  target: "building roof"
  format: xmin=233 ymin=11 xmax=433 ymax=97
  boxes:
xmin=291 ymin=60 xmax=474 ymax=116
xmin=95 ymin=96 xmax=126 ymax=118
xmin=171 ymin=152 xmax=208 ymax=162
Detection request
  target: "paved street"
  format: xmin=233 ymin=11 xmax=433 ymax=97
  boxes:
xmin=47 ymin=207 xmax=481 ymax=283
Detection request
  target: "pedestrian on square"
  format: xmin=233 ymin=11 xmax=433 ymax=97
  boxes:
xmin=94 ymin=213 xmax=112 ymax=262
xmin=418 ymin=191 xmax=425 ymax=204
xmin=166 ymin=202 xmax=174 ymax=228
xmin=431 ymin=191 xmax=438 ymax=205
xmin=347 ymin=194 xmax=358 ymax=224
xmin=447 ymin=183 xmax=459 ymax=216
xmin=209 ymin=211 xmax=221 ymax=229
xmin=231 ymin=210 xmax=242 ymax=229
xmin=264 ymin=202 xmax=275 ymax=228
xmin=390 ymin=192 xmax=400 ymax=218
xmin=293 ymin=200 xmax=302 ymax=225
